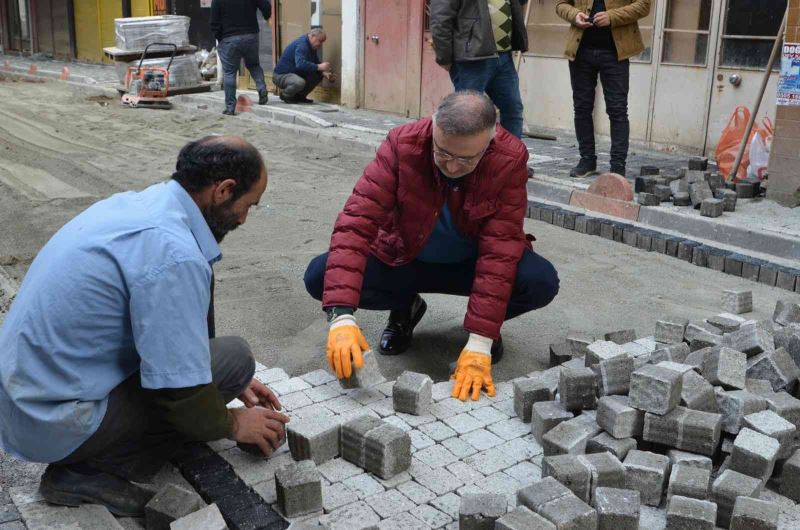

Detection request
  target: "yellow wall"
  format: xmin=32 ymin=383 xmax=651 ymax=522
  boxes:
xmin=75 ymin=0 xmax=148 ymax=63
xmin=131 ymin=0 xmax=153 ymax=17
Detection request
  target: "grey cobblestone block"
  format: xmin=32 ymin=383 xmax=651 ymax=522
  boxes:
xmin=729 ymin=496 xmax=779 ymax=530
xmin=759 ymin=262 xmax=780 ymax=286
xmin=700 ymin=198 xmax=724 ymax=217
xmin=366 ymin=489 xmax=415 ymax=519
xmin=413 ymin=504 xmax=451 ymax=528
xmin=622 ymin=225 xmax=640 ymax=246
xmin=593 ymin=487 xmax=639 ymax=530
xmin=637 ymin=192 xmax=659 ymax=206
xmin=464 ymin=448 xmax=517 ymax=475
xmin=504 ymin=460 xmax=542 ymax=485
xmin=654 ymin=318 xmax=689 ymax=345
xmin=702 ymin=347 xmax=746 ymax=389
xmin=775 ymin=327 xmax=800 ymax=368
xmin=488 ymin=417 xmax=531 ymax=441
xmin=711 ymin=469 xmax=763 ymax=528
xmin=342 ymin=473 xmax=384 ymax=500
xmin=666 ymin=464 xmax=710 ymax=501
xmin=550 ymin=342 xmax=574 ymax=367
xmin=567 ymin=332 xmax=595 ymax=357
xmin=272 ymin=377 xmax=312 ymax=396
xmin=679 ymin=370 xmax=719 ymax=412
xmin=594 ymin=352 xmax=633 ymax=397
xmin=255 ymin=367 xmax=290 ymax=385
xmin=300 ymin=369 xmax=337 ymax=387
xmin=665 ymin=495 xmax=716 ymax=530
xmin=306 ymin=384 xmax=344 ymax=404
xmin=743 ymin=410 xmax=796 ymax=459
xmin=351 ymin=388 xmax=385 ymax=406
xmin=650 ymin=343 xmax=691 ymax=365
xmin=537 ymin=494 xmax=598 ymax=530
xmin=745 ymin=378 xmax=774 ymax=394
xmin=643 ymin=407 xmax=721 ymax=456
xmin=654 ymin=185 xmax=672 ymax=202
xmin=393 ymin=371 xmax=432 ymax=415
xmin=431 ymin=492 xmax=462 ymax=520
xmin=715 ymin=188 xmax=738 ymax=211
xmin=341 ymin=415 xmax=385 ymax=468
xmin=596 ymin=396 xmax=643 ymax=439
xmin=443 ymin=413 xmax=483 ymax=434
xmin=715 ymin=389 xmax=768 ymax=434
xmin=723 ymin=324 xmax=774 ymax=359
xmin=559 ymin=367 xmax=597 ymax=412
xmin=666 ymin=450 xmax=712 ymax=471
xmin=542 ymin=455 xmax=593 ymax=502
xmin=418 ymin=421 xmax=456 ymax=442
xmin=496 ymin=505 xmax=556 ymax=530
xmin=746 ymin=347 xmax=800 ymax=392
xmin=440 ymin=436 xmax=478 ymax=459
xmin=145 ymin=484 xmax=205 ymax=530
xmin=706 ymin=314 xmax=743 ymax=333
xmin=0 ymin=505 xmax=19 ymax=526
xmin=461 ymin=428 xmax=504 ymax=451
xmin=319 ymin=500 xmax=381 ymax=530
xmin=531 ymin=401 xmax=574 ymax=443
xmin=623 ymin=450 xmax=670 ymax=507
xmin=587 ymin=432 xmax=637 ymax=460
xmin=780 ymin=449 xmax=800 ymax=501
xmin=741 ymin=257 xmax=764 ymax=282
xmin=542 ymin=421 xmax=593 ymax=456
xmin=776 ymin=267 xmax=800 ymax=292
xmin=514 ymin=377 xmax=556 ymax=422
xmin=603 ymin=330 xmax=636 ymax=345
xmin=376 ymin=511 xmax=428 ymax=530
xmin=415 ymin=467 xmax=463 ymax=496
xmin=730 ymin=427 xmax=779 ymax=481
xmin=365 ymin=423 xmax=412 ymax=479
xmin=321 ymin=481 xmax=358 ymax=512
xmin=317 ymin=458 xmax=363 ymax=483
xmin=287 ymin=416 xmax=341 ymax=465
xmin=414 ymin=444 xmax=458 ymax=469
xmin=689 ymin=181 xmax=713 ymax=207
xmin=276 ymin=460 xmax=323 ymax=518
xmin=629 ymin=364 xmax=682 ymax=415
xmin=169 ymin=503 xmax=226 ymax=530
xmin=764 ymin=390 xmax=800 ymax=429
xmin=458 ymin=494 xmax=507 ymax=529
xmin=339 ymin=350 xmax=386 ymax=389
xmin=469 ymin=404 xmax=509 ymax=427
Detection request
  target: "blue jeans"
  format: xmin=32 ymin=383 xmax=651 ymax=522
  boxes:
xmin=303 ymin=248 xmax=559 ymax=319
xmin=449 ymin=52 xmax=524 ymax=138
xmin=218 ymin=33 xmax=267 ymax=111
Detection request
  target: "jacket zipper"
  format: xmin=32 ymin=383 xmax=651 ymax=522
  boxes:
xmin=465 ymin=20 xmax=477 ymax=53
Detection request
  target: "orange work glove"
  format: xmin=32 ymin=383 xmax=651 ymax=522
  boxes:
xmin=327 ymin=315 xmax=368 ymax=379
xmin=451 ymin=334 xmax=496 ymax=401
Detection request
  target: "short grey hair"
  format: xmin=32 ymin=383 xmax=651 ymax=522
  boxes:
xmin=309 ymin=28 xmax=326 ymax=39
xmin=433 ymin=90 xmax=497 ymax=137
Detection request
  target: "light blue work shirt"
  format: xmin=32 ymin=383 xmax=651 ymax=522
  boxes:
xmin=0 ymin=180 xmax=221 ymax=463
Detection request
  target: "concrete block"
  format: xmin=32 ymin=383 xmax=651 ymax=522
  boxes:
xmin=629 ymin=365 xmax=682 ymax=415
xmin=780 ymin=449 xmax=800 ymax=501
xmin=593 ymin=487 xmax=639 ymax=530
xmin=550 ymin=342 xmax=573 ymax=367
xmin=580 ymin=452 xmax=626 ymax=503
xmin=746 ymin=347 xmax=800 ymax=392
xmin=169 ymin=503 xmax=226 ymax=530
xmin=145 ymin=484 xmax=205 ymax=530
xmin=702 ymin=347 xmax=746 ymax=389
xmin=711 ymin=469 xmax=763 ymax=528
xmin=666 ymin=495 xmax=716 ymax=530
xmin=764 ymin=390 xmax=800 ymax=429
xmin=741 ymin=256 xmax=763 ymax=281
xmin=567 ymin=332 xmax=596 ymax=357
xmin=559 ymin=367 xmax=597 ymax=412
xmin=458 ymin=493 xmax=506 ymax=529
xmin=643 ymin=407 xmax=721 ymax=457
xmin=715 ymin=188 xmax=738 ymax=211
xmin=689 ymin=181 xmax=714 ymax=207
xmin=515 ymin=377 xmax=557 ymax=422
xmin=715 ymin=389 xmax=768 ymax=434
xmin=596 ymin=395 xmax=643 ymax=439
xmin=670 ymin=177 xmax=688 ymax=196
xmin=341 ymin=415 xmax=385 ymax=468
xmin=723 ymin=253 xmax=746 ymax=276
xmin=667 ymin=464 xmax=710 ymax=501
xmin=640 ymin=165 xmax=661 ymax=176
xmin=287 ymin=416 xmax=341 ymax=465
xmin=275 ymin=460 xmax=323 ymax=518
xmin=637 ymin=192 xmax=659 ymax=206
xmin=680 ymin=370 xmax=719 ymax=412
xmin=700 ymin=198 xmax=724 ymax=217
xmin=688 ymin=157 xmax=708 ymax=170
xmin=729 ymin=496 xmax=779 ymax=530
xmin=721 ymin=289 xmax=753 ymax=315
xmin=650 ymin=343 xmax=691 ymax=365
xmin=364 ymin=423 xmax=412 ymax=479
xmin=594 ymin=353 xmax=633 ymax=397
xmin=542 ymin=455 xmax=593 ymax=502
xmin=723 ymin=322 xmax=774 ymax=356
xmin=537 ymin=495 xmax=599 ymax=530
xmin=685 ymin=322 xmax=723 ymax=351
xmin=654 ymin=318 xmax=688 ymax=345
xmin=730 ymin=427 xmax=779 ymax=481
xmin=587 ymin=432 xmax=637 ymax=461
xmin=707 ymin=247 xmax=731 ymax=272
xmin=759 ymin=262 xmax=780 ymax=286
xmin=496 ymin=506 xmax=557 ymax=529
xmin=776 ymin=267 xmax=800 ymax=292
xmin=706 ymin=314 xmax=743 ymax=334
xmin=775 ymin=327 xmax=800 ymax=368
xmin=339 ymin=350 xmax=386 ymax=389
xmin=673 ymin=192 xmax=692 ymax=206
xmin=623 ymin=450 xmax=670 ymax=506
xmin=603 ymin=330 xmax=636 ymax=345
xmin=585 ymin=341 xmax=626 ymax=367
xmin=392 ymin=371 xmax=432 ymax=415
xmin=654 ymin=185 xmax=672 ymax=202
xmin=542 ymin=421 xmax=593 ymax=456
xmin=676 ymin=240 xmax=700 ymax=261
xmin=735 ymin=180 xmax=759 ymax=198
xmin=531 ymin=400 xmax=574 ymax=443
xmin=666 ymin=450 xmax=712 ymax=472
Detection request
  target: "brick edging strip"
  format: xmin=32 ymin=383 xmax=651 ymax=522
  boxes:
xmin=172 ymin=443 xmax=289 ymax=530
xmin=527 ymin=200 xmax=800 ymax=294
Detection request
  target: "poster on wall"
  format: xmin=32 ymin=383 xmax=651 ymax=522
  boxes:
xmin=200 ymin=0 xmax=212 ymax=7
xmin=777 ymin=43 xmax=800 ymax=106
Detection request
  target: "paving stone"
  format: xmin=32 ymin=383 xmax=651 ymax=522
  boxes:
xmin=706 ymin=314 xmax=743 ymax=334
xmin=730 ymin=427 xmax=780 ymax=481
xmin=469 ymin=405 xmax=509 ymax=427
xmin=169 ymin=503 xmax=226 ymax=530
xmin=495 ymin=505 xmax=556 ymax=530
xmin=305 ymin=384 xmax=344 ymax=404
xmin=376 ymin=511 xmax=428 ymax=530
xmin=413 ymin=504 xmax=451 ymax=529
xmin=342 ymin=473 xmax=385 ymax=500
xmin=550 ymin=342 xmax=574 ymax=367
xmin=339 ymin=350 xmax=386 ymax=389
xmin=774 ymin=300 xmax=800 ymax=327
xmin=723 ymin=321 xmax=774 ymax=357
xmin=460 ymin=428 xmax=504 ymax=452
xmin=145 ymin=484 xmax=205 ymax=530
xmin=700 ymin=198 xmax=724 ymax=217
xmin=702 ymin=346 xmax=746 ymax=389
xmin=593 ymin=487 xmax=640 ymax=530
xmin=443 ymin=413 xmax=483 ymax=434
xmin=665 ymin=495 xmax=716 ymax=530
xmin=319 ymin=500 xmax=381 ymax=530
xmin=513 ymin=377 xmax=556 ymax=422
xmin=567 ymin=332 xmax=596 ymax=357
xmin=593 ymin=352 xmax=634 ymax=397
xmin=534 ymin=494 xmax=598 ymax=530
xmin=0 ymin=505 xmax=18 ymax=525
xmin=364 ymin=422 xmax=412 ymax=479
xmin=689 ymin=181 xmax=714 ymax=207
xmin=300 ymin=369 xmax=337 ymax=387
xmin=715 ymin=389 xmax=768 ymax=434
xmin=629 ymin=364 xmax=682 ymax=415
xmin=464 ymin=448 xmax=517 ymax=475
xmin=431 ymin=492 xmax=462 ymax=520
xmin=597 ymin=395 xmax=643 ymax=439
xmin=459 ymin=471 xmax=522 ymax=501
xmin=759 ymin=262 xmax=781 ymax=286
xmin=764 ymin=391 xmax=800 ymax=429
xmin=341 ymin=415 xmax=385 ymax=468
xmin=623 ymin=450 xmax=670 ymax=507
xmin=643 ymin=406 xmax=722 ymax=456
xmin=363 ymin=489 xmax=415 ymax=519
xmin=729 ymin=496 xmax=779 ymax=530
xmin=385 ymin=415 xmax=412 ymax=433
xmin=746 ymin=347 xmax=800 ymax=393
xmin=585 ymin=341 xmax=626 ymax=367
xmin=351 ymin=388 xmax=386 ymax=406
xmin=666 ymin=450 xmax=712 ymax=471
xmin=774 ymin=327 xmax=800 ymax=368
xmin=458 ymin=493 xmax=506 ymax=529
xmin=287 ymin=416 xmax=341 ymax=465
xmin=542 ymin=455 xmax=593 ymax=502
xmin=317 ymin=458 xmax=363 ymax=483
xmin=654 ymin=317 xmax=688 ymax=345
xmin=711 ymin=469 xmax=763 ymax=528
xmin=487 ymin=417 xmax=530 ymax=440
xmin=531 ymin=401 xmax=574 ymax=443
xmin=497 ymin=436 xmax=544 ymax=462
xmin=504 ymin=460 xmax=543 ymax=487
xmin=416 ymin=421 xmax=457 ymax=442
xmin=541 ymin=421 xmax=593 ymax=456
xmin=275 ymin=460 xmax=323 ymax=518
xmin=272 ymin=377 xmax=313 ymax=396
xmin=392 ymin=371 xmax=432 ymax=415
xmin=743 ymin=410 xmax=796 ymax=459
xmin=255 ymin=367 xmax=290 ymax=385
xmin=586 ymin=432 xmax=637 ymax=461
xmin=679 ymin=369 xmax=719 ymax=412
xmin=440 ymin=436 xmax=478 ymax=459
xmin=414 ymin=444 xmax=458 ymax=469
xmin=667 ymin=464 xmax=710 ymax=501
xmin=559 ymin=366 xmax=597 ymax=412
xmin=649 ymin=343 xmax=691 ymax=365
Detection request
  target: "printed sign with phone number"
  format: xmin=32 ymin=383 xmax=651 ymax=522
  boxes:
xmin=778 ymin=43 xmax=800 ymax=106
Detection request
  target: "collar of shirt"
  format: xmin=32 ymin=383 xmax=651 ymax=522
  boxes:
xmin=167 ymin=180 xmax=223 ymax=265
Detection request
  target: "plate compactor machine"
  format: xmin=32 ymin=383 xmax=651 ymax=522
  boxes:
xmin=121 ymin=43 xmax=176 ymax=110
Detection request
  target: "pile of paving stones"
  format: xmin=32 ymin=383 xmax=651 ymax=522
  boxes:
xmin=634 ymin=156 xmax=764 ymax=218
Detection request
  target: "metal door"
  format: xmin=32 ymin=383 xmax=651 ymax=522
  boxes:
xmin=703 ymin=0 xmax=785 ymax=153
xmin=419 ymin=0 xmax=455 ymax=117
xmin=649 ymin=0 xmax=723 ymax=151
xmin=5 ymin=0 xmax=31 ymax=51
xmin=32 ymin=0 xmax=72 ymax=58
xmin=363 ymin=0 xmax=409 ymax=115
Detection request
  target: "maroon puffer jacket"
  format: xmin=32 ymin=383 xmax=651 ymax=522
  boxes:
xmin=322 ymin=117 xmax=529 ymax=339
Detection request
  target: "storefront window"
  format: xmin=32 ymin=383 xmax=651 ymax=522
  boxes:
xmin=661 ymin=0 xmax=713 ymax=65
xmin=527 ymin=0 xmax=571 ymax=58
xmin=719 ymin=0 xmax=787 ymax=69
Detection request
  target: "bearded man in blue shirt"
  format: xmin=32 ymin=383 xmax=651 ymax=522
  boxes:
xmin=0 ymin=136 xmax=288 ymax=516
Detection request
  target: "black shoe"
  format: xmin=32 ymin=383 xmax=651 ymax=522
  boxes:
xmin=39 ymin=465 xmax=155 ymax=517
xmin=491 ymin=336 xmax=504 ymax=365
xmin=279 ymin=94 xmax=295 ymax=103
xmin=295 ymin=97 xmax=314 ymax=104
xmin=569 ymin=158 xmax=597 ymax=178
xmin=610 ymin=164 xmax=626 ymax=176
xmin=258 ymin=91 xmax=268 ymax=105
xmin=527 ymin=166 xmax=535 ymax=179
xmin=379 ymin=295 xmax=427 ymax=355
xmin=222 ymin=109 xmax=236 ymax=116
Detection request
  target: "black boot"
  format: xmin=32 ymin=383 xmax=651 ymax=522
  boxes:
xmin=258 ymin=91 xmax=268 ymax=105
xmin=610 ymin=163 xmax=626 ymax=177
xmin=39 ymin=464 xmax=155 ymax=517
xmin=569 ymin=158 xmax=597 ymax=178
xmin=491 ymin=335 xmax=504 ymax=365
xmin=379 ymin=295 xmax=427 ymax=355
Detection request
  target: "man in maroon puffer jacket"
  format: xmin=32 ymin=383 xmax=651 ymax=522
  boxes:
xmin=304 ymin=91 xmax=559 ymax=401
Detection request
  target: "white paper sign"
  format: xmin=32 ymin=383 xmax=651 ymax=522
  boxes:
xmin=777 ymin=43 xmax=800 ymax=106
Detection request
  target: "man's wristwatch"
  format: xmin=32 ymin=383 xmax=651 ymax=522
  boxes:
xmin=326 ymin=306 xmax=355 ymax=323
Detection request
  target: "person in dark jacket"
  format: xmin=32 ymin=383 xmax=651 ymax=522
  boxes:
xmin=430 ymin=0 xmax=529 ymax=138
xmin=210 ymin=0 xmax=272 ymax=115
xmin=304 ymin=91 xmax=560 ymax=402
xmin=272 ymin=29 xmax=334 ymax=104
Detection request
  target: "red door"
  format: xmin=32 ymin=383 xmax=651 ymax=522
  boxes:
xmin=363 ymin=0 xmax=409 ymax=115
xmin=420 ymin=30 xmax=453 ymax=116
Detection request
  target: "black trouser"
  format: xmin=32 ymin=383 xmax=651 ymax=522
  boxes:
xmin=54 ymin=337 xmax=255 ymax=483
xmin=568 ymin=46 xmax=630 ymax=169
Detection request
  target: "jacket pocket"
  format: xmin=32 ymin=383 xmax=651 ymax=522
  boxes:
xmin=462 ymin=18 xmax=477 ymax=54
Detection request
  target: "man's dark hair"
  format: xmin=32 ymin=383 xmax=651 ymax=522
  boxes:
xmin=433 ymin=90 xmax=497 ymax=136
xmin=172 ymin=136 xmax=264 ymax=200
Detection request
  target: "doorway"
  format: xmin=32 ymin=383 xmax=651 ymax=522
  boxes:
xmin=4 ymin=0 xmax=31 ymax=52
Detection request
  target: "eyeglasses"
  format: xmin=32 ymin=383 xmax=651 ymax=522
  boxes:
xmin=432 ymin=138 xmax=489 ymax=167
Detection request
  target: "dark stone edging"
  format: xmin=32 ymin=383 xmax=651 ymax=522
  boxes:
xmin=172 ymin=444 xmax=288 ymax=530
xmin=527 ymin=200 xmax=800 ymax=294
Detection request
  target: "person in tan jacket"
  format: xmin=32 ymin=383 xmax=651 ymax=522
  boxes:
xmin=556 ymin=0 xmax=650 ymax=178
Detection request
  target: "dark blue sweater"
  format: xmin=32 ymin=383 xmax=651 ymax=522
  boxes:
xmin=273 ymin=35 xmax=320 ymax=76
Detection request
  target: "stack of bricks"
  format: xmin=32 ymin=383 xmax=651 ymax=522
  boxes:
xmin=340 ymin=415 xmax=411 ymax=479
